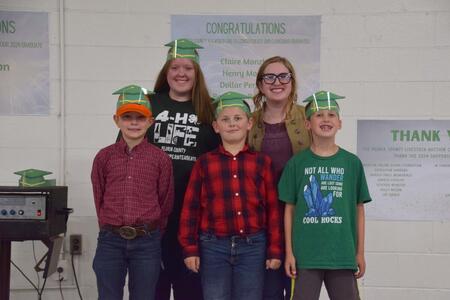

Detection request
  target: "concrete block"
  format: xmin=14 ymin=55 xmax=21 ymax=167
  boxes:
xmin=65 ymin=149 xmax=97 ymax=184
xmin=321 ymin=47 xmax=368 ymax=82
xmin=432 ymin=83 xmax=450 ymax=118
xmin=65 ymin=46 xmax=165 ymax=81
xmin=65 ymin=114 xmax=116 ymax=149
xmin=436 ymin=12 xmax=450 ymax=46
xmin=67 ymin=183 xmax=97 ymax=217
xmin=322 ymin=15 xmax=367 ymax=48
xmin=0 ymin=116 xmax=59 ymax=148
xmin=0 ymin=148 xmax=60 ymax=183
xmin=365 ymin=253 xmax=401 ymax=286
xmin=65 ymin=80 xmax=119 ymax=116
xmin=65 ymin=12 xmax=169 ymax=47
xmin=366 ymin=220 xmax=433 ymax=252
xmin=364 ymin=13 xmax=434 ymax=47
xmin=403 ymin=0 xmax=450 ymax=12
xmin=365 ymin=287 xmax=450 ymax=300
xmin=432 ymin=221 xmax=450 ymax=253
xmin=360 ymin=82 xmax=433 ymax=117
xmin=65 ymin=0 xmax=127 ymax=12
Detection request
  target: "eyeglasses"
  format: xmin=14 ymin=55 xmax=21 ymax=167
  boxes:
xmin=260 ymin=73 xmax=292 ymax=85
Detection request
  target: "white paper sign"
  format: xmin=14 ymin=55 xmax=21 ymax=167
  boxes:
xmin=357 ymin=120 xmax=450 ymax=221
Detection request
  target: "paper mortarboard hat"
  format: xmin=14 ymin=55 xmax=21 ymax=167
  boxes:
xmin=14 ymin=169 xmax=55 ymax=187
xmin=113 ymin=85 xmax=153 ymax=117
xmin=213 ymin=91 xmax=252 ymax=116
xmin=303 ymin=90 xmax=345 ymax=119
xmin=165 ymin=39 xmax=203 ymax=63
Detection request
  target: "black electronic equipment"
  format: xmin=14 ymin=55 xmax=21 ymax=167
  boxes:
xmin=0 ymin=186 xmax=71 ymax=300
xmin=0 ymin=186 xmax=69 ymax=240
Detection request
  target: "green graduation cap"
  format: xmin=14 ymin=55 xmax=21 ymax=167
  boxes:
xmin=165 ymin=39 xmax=203 ymax=63
xmin=113 ymin=84 xmax=153 ymax=117
xmin=14 ymin=169 xmax=55 ymax=187
xmin=303 ymin=90 xmax=345 ymax=119
xmin=213 ymin=91 xmax=252 ymax=116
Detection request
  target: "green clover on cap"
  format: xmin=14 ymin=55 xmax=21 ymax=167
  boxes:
xmin=14 ymin=169 xmax=53 ymax=187
xmin=213 ymin=91 xmax=252 ymax=116
xmin=303 ymin=90 xmax=345 ymax=119
xmin=113 ymin=84 xmax=153 ymax=117
xmin=165 ymin=39 xmax=203 ymax=63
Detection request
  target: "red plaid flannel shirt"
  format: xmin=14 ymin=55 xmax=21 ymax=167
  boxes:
xmin=178 ymin=144 xmax=283 ymax=259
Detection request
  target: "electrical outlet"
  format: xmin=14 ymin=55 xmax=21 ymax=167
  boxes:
xmin=70 ymin=234 xmax=82 ymax=255
xmin=52 ymin=259 xmax=70 ymax=281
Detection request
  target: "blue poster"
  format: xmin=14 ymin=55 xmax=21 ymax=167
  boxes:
xmin=0 ymin=11 xmax=49 ymax=115
xmin=171 ymin=15 xmax=320 ymax=101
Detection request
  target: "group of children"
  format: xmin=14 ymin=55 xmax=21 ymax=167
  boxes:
xmin=91 ymin=39 xmax=371 ymax=300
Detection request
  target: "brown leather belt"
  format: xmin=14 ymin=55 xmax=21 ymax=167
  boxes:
xmin=102 ymin=221 xmax=159 ymax=240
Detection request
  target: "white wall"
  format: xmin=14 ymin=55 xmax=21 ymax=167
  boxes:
xmin=1 ymin=0 xmax=449 ymax=299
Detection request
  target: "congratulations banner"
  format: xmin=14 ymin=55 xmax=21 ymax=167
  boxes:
xmin=357 ymin=120 xmax=450 ymax=220
xmin=171 ymin=15 xmax=320 ymax=101
xmin=0 ymin=11 xmax=49 ymax=115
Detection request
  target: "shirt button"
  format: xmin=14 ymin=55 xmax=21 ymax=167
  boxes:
xmin=237 ymin=211 xmax=242 ymax=215
xmin=233 ymin=157 xmax=237 ymax=160
xmin=128 ymin=176 xmax=132 ymax=179
xmin=239 ymin=229 xmax=244 ymax=234
xmin=233 ymin=174 xmax=237 ymax=178
xmin=235 ymin=192 xmax=239 ymax=197
xmin=130 ymin=157 xmax=133 ymax=159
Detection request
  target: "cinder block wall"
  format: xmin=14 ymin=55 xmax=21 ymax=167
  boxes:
xmin=1 ymin=1 xmax=449 ymax=299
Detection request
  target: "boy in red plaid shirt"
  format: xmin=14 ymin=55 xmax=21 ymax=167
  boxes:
xmin=178 ymin=91 xmax=283 ymax=300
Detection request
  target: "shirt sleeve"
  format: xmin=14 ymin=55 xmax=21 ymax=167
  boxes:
xmin=263 ymin=156 xmax=283 ymax=259
xmin=178 ymin=158 xmax=203 ymax=258
xmin=91 ymin=151 xmax=105 ymax=223
xmin=158 ymin=151 xmax=175 ymax=231
xmin=356 ymin=157 xmax=372 ymax=204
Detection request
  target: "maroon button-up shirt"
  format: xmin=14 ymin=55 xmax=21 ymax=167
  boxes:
xmin=178 ymin=144 xmax=283 ymax=259
xmin=91 ymin=138 xmax=174 ymax=229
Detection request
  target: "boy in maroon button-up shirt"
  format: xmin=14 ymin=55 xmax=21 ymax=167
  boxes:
xmin=91 ymin=85 xmax=174 ymax=300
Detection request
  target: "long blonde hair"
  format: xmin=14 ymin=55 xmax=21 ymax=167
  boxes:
xmin=253 ymin=56 xmax=298 ymax=113
xmin=154 ymin=59 xmax=215 ymax=125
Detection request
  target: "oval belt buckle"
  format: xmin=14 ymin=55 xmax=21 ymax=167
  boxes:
xmin=119 ymin=226 xmax=137 ymax=240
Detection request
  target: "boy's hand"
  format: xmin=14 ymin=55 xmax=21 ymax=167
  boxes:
xmin=266 ymin=259 xmax=282 ymax=270
xmin=354 ymin=252 xmax=366 ymax=278
xmin=184 ymin=256 xmax=200 ymax=273
xmin=284 ymin=253 xmax=297 ymax=278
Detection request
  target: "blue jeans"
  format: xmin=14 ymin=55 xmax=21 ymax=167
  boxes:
xmin=199 ymin=231 xmax=266 ymax=300
xmin=93 ymin=229 xmax=161 ymax=300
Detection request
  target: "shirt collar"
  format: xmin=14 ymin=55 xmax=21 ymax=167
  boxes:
xmin=116 ymin=137 xmax=148 ymax=155
xmin=217 ymin=143 xmax=253 ymax=157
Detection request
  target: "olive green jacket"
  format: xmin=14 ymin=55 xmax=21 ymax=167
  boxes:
xmin=248 ymin=104 xmax=311 ymax=154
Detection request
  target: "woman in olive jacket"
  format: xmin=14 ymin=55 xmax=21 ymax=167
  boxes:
xmin=248 ymin=56 xmax=311 ymax=300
